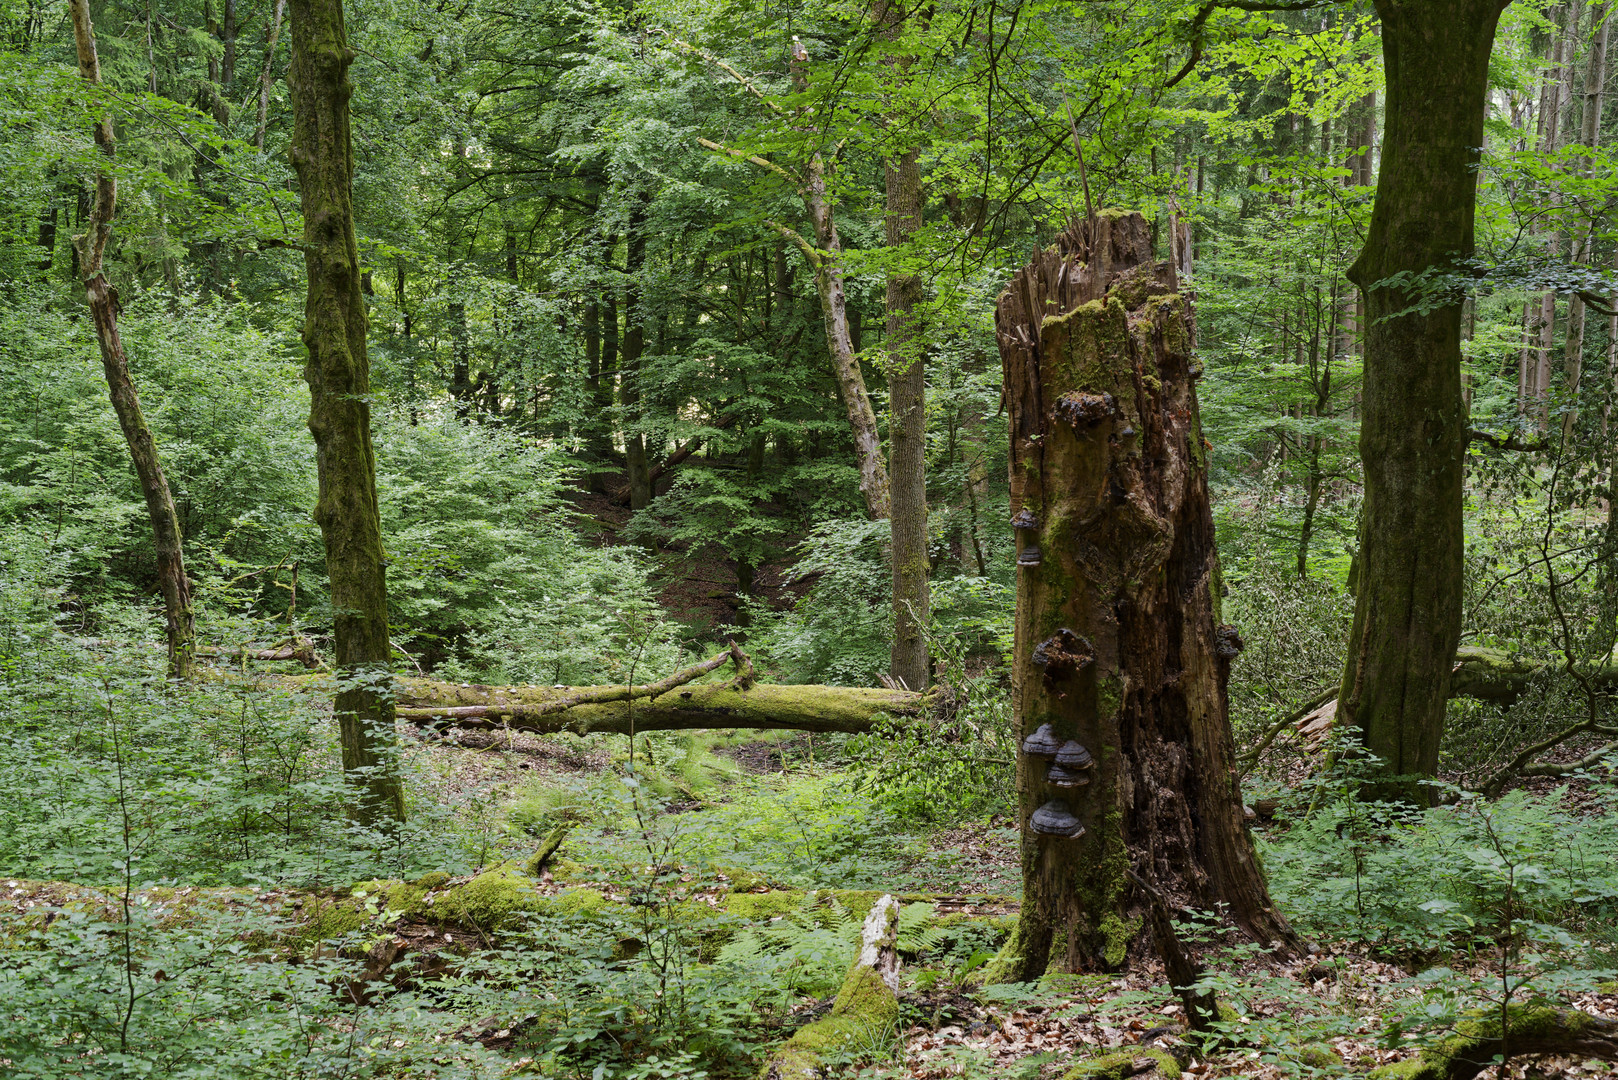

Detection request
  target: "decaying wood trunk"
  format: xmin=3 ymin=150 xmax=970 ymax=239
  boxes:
xmin=986 ymin=211 xmax=1294 ymax=980
xmin=68 ymin=0 xmax=197 ymax=680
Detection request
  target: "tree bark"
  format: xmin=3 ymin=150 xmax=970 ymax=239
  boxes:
xmin=68 ymin=0 xmax=197 ymax=681
xmin=986 ymin=212 xmax=1293 ymax=981
xmin=876 ymin=0 xmax=928 ymax=691
xmin=288 ymin=0 xmax=405 ymax=825
xmin=1339 ymin=0 xmax=1505 ymax=804
xmin=885 ymin=147 xmax=929 ymax=689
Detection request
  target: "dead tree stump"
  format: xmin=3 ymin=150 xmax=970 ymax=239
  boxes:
xmin=986 ymin=211 xmax=1295 ymax=980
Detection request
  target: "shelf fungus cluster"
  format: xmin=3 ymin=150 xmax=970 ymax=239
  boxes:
xmin=1020 ymin=723 xmax=1095 ymax=839
xmin=1012 ymin=509 xmax=1041 ymax=567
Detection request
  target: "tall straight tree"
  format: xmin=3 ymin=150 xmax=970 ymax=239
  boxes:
xmin=1339 ymin=0 xmax=1509 ymax=801
xmin=67 ymin=0 xmax=197 ymax=680
xmin=878 ymin=0 xmax=929 ymax=691
xmin=288 ymin=0 xmax=405 ymax=823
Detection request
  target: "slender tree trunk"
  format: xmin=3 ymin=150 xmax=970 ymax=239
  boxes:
xmin=785 ymin=48 xmax=890 ymax=520
xmin=254 ymin=0 xmax=287 ymax=151
xmin=222 ymin=0 xmax=237 ymax=87
xmin=68 ymin=0 xmax=196 ymax=681
xmin=1523 ymin=0 xmax=1583 ymax=420
xmin=985 ymin=212 xmax=1293 ymax=981
xmin=1560 ymin=2 xmax=1609 ymax=439
xmin=35 ymin=177 xmax=57 ymax=271
xmin=288 ymin=0 xmax=405 ymax=824
xmin=877 ymin=0 xmax=929 ymax=690
xmin=1340 ymin=0 xmax=1506 ymax=804
xmin=449 ymin=297 xmax=472 ymax=418
xmin=882 ymin=122 xmax=929 ymax=687
xmin=800 ymin=161 xmax=890 ymax=519
xmin=622 ymin=207 xmax=652 ymax=511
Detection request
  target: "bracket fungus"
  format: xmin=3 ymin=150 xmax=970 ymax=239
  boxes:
xmin=1031 ymin=628 xmax=1095 ymax=681
xmin=1056 ymin=391 xmax=1115 ymax=428
xmin=1020 ymin=722 xmax=1062 ymax=757
xmin=1011 ymin=509 xmax=1041 ymax=568
xmin=1215 ymin=624 xmax=1245 ymax=660
xmin=1046 ymin=761 xmax=1091 ymax=788
xmin=1030 ymin=800 xmax=1085 ymax=838
xmin=1054 ymin=739 xmax=1093 ymax=769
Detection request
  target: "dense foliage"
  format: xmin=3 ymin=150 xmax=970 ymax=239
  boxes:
xmin=2 ymin=0 xmax=1617 ymax=1074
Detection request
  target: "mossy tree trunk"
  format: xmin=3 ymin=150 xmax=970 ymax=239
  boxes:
xmin=1339 ymin=0 xmax=1506 ymax=804
xmin=288 ymin=0 xmax=405 ymax=825
xmin=988 ymin=212 xmax=1293 ymax=980
xmin=878 ymin=0 xmax=928 ymax=691
xmin=884 ymin=139 xmax=929 ymax=690
xmin=68 ymin=0 xmax=197 ymax=681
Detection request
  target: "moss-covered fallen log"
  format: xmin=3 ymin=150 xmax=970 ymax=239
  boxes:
xmin=1449 ymin=646 xmax=1618 ymax=706
xmin=1370 ymin=1001 xmax=1618 ymax=1080
xmin=393 ymin=677 xmax=926 ymax=736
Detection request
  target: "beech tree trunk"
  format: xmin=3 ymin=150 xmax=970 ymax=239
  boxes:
xmin=986 ymin=212 xmax=1293 ymax=981
xmin=68 ymin=0 xmax=197 ymax=681
xmin=622 ymin=206 xmax=652 ymax=511
xmin=1559 ymin=1 xmax=1609 ymax=438
xmin=877 ymin=0 xmax=928 ymax=691
xmin=885 ymin=148 xmax=929 ymax=689
xmin=288 ymin=0 xmax=405 ymax=824
xmin=1340 ymin=0 xmax=1505 ymax=803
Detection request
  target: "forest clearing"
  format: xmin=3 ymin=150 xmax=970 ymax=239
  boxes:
xmin=3 ymin=0 xmax=1618 ymax=1076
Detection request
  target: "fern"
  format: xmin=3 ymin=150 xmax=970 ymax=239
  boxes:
xmin=716 ymin=892 xmax=864 ymax=995
xmin=896 ymin=902 xmax=951 ymax=957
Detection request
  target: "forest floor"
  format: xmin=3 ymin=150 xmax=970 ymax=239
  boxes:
xmin=390 ymin=724 xmax=1618 ymax=1079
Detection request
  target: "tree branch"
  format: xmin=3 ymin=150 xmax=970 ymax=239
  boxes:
xmin=1164 ymin=0 xmax=1346 ymax=90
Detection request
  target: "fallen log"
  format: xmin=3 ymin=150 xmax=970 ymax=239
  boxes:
xmin=1291 ymin=646 xmax=1618 ymax=749
xmin=1370 ymin=1001 xmax=1618 ymax=1080
xmin=396 ymin=679 xmax=924 ymax=736
xmin=197 ymin=638 xmax=321 ymax=668
xmin=1448 ymin=645 xmax=1618 ymax=707
xmin=390 ymin=645 xmax=927 ymax=736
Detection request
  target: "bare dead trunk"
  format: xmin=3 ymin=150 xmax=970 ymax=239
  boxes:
xmin=985 ymin=212 xmax=1294 ymax=981
xmin=68 ymin=0 xmax=197 ymax=681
